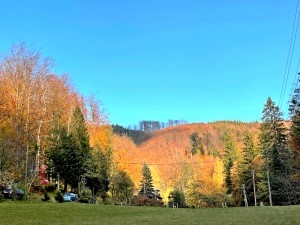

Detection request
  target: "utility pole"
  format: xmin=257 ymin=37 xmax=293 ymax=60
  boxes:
xmin=251 ymin=169 xmax=257 ymax=206
xmin=57 ymin=173 xmax=60 ymax=190
xmin=264 ymin=150 xmax=272 ymax=206
xmin=242 ymin=184 xmax=248 ymax=207
xmin=25 ymin=144 xmax=29 ymax=186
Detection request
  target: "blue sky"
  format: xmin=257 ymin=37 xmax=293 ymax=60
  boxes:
xmin=0 ymin=1 xmax=299 ymax=127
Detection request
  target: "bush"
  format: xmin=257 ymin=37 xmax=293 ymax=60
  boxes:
xmin=45 ymin=183 xmax=56 ymax=193
xmin=188 ymin=193 xmax=235 ymax=208
xmin=132 ymin=195 xmax=164 ymax=207
xmin=168 ymin=190 xmax=186 ymax=208
xmin=42 ymin=191 xmax=50 ymax=202
xmin=55 ymin=191 xmax=64 ymax=203
xmin=95 ymin=196 xmax=103 ymax=205
xmin=78 ymin=186 xmax=93 ymax=204
xmin=12 ymin=188 xmax=25 ymax=201
xmin=132 ymin=195 xmax=148 ymax=206
xmin=148 ymin=198 xmax=164 ymax=207
xmin=28 ymin=193 xmax=43 ymax=202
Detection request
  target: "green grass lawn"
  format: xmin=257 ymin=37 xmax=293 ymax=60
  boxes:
xmin=0 ymin=202 xmax=300 ymax=225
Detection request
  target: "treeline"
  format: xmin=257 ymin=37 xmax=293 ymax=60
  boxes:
xmin=127 ymin=119 xmax=188 ymax=132
xmin=112 ymin=124 xmax=151 ymax=145
xmin=112 ymin=119 xmax=188 ymax=144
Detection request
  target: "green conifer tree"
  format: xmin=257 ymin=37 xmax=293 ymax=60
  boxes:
xmin=287 ymin=79 xmax=300 ymax=204
xmin=139 ymin=162 xmax=155 ymax=198
xmin=223 ymin=131 xmax=239 ymax=194
xmin=239 ymin=131 xmax=257 ymax=205
xmin=259 ymin=97 xmax=294 ymax=205
xmin=47 ymin=106 xmax=92 ymax=191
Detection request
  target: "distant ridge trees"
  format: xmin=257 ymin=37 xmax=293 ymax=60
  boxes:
xmin=138 ymin=119 xmax=188 ymax=132
xmin=112 ymin=120 xmax=188 ymax=145
xmin=111 ymin=125 xmax=151 ymax=145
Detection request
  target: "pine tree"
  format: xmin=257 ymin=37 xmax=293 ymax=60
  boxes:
xmin=259 ymin=97 xmax=293 ymax=205
xmin=289 ymin=83 xmax=300 ymax=153
xmin=230 ymin=162 xmax=243 ymax=206
xmin=288 ymin=78 xmax=300 ymax=204
xmin=69 ymin=106 xmax=91 ymax=155
xmin=223 ymin=131 xmax=239 ymax=194
xmin=139 ymin=162 xmax=155 ymax=198
xmin=86 ymin=144 xmax=112 ymax=198
xmin=239 ymin=131 xmax=257 ymax=205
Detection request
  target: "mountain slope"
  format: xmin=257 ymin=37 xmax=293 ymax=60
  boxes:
xmin=112 ymin=121 xmax=261 ymax=201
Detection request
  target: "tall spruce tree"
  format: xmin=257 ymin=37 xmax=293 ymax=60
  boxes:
xmin=289 ymin=81 xmax=300 ymax=153
xmin=86 ymin=144 xmax=112 ymax=199
xmin=240 ymin=132 xmax=257 ymax=205
xmin=139 ymin=162 xmax=155 ymax=198
xmin=288 ymin=78 xmax=300 ymax=204
xmin=223 ymin=131 xmax=239 ymax=194
xmin=69 ymin=106 xmax=91 ymax=155
xmin=259 ymin=97 xmax=294 ymax=205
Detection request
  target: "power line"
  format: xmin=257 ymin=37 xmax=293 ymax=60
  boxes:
xmin=291 ymin=59 xmax=300 ymax=91
xmin=281 ymin=13 xmax=300 ymax=109
xmin=279 ymin=0 xmax=300 ymax=108
xmin=284 ymin=59 xmax=300 ymax=118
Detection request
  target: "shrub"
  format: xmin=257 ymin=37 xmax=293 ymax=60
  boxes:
xmin=148 ymin=198 xmax=164 ymax=207
xmin=132 ymin=195 xmax=148 ymax=206
xmin=55 ymin=191 xmax=64 ymax=203
xmin=188 ymin=193 xmax=235 ymax=208
xmin=132 ymin=195 xmax=164 ymax=207
xmin=12 ymin=188 xmax=25 ymax=201
xmin=28 ymin=193 xmax=43 ymax=202
xmin=96 ymin=196 xmax=103 ymax=205
xmin=78 ymin=187 xmax=93 ymax=204
xmin=42 ymin=191 xmax=50 ymax=202
xmin=168 ymin=190 xmax=186 ymax=208
xmin=45 ymin=183 xmax=56 ymax=193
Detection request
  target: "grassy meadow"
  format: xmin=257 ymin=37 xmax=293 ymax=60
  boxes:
xmin=0 ymin=202 xmax=300 ymax=225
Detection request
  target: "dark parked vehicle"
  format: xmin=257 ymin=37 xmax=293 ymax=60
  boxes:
xmin=2 ymin=189 xmax=13 ymax=198
xmin=2 ymin=189 xmax=24 ymax=199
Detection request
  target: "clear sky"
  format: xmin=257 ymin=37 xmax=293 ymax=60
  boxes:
xmin=0 ymin=1 xmax=299 ymax=127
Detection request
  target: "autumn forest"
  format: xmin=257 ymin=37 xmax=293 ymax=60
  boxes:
xmin=1 ymin=43 xmax=300 ymax=207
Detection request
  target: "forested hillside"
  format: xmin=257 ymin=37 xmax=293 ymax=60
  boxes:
xmin=112 ymin=121 xmax=261 ymax=205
